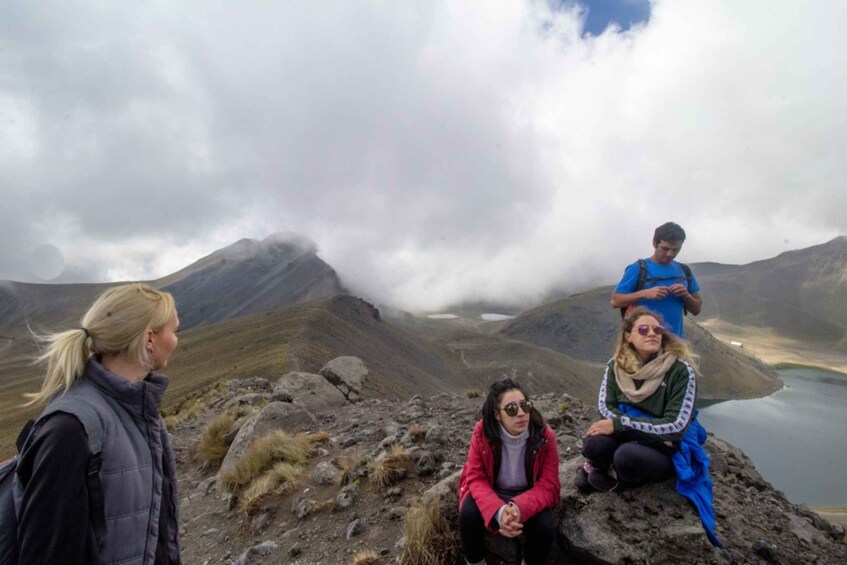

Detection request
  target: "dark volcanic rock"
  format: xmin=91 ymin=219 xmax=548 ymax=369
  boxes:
xmin=174 ymin=378 xmax=847 ymax=565
xmin=559 ymin=458 xmax=714 ymax=563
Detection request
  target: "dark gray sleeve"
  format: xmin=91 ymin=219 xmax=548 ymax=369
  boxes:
xmin=17 ymin=413 xmax=97 ymax=565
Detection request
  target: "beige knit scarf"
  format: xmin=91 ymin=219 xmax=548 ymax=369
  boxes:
xmin=614 ymin=350 xmax=677 ymax=403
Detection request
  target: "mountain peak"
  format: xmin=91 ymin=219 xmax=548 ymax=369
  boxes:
xmin=261 ymin=232 xmax=317 ymax=254
xmin=210 ymin=233 xmax=318 ymax=264
xmin=161 ymin=234 xmax=345 ymax=329
xmin=826 ymin=234 xmax=847 ymax=247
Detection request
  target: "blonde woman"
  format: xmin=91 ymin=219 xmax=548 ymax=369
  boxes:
xmin=577 ymin=306 xmax=721 ymax=546
xmin=578 ymin=306 xmax=695 ymax=491
xmin=15 ymin=283 xmax=182 ymax=564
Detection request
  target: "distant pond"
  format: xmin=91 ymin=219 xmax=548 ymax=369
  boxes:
xmin=698 ymin=366 xmax=847 ymax=508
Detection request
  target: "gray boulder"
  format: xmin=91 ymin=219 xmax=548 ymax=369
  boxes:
xmin=558 ymin=457 xmax=714 ymax=563
xmin=217 ymin=401 xmax=315 ymax=487
xmin=413 ymin=450 xmax=438 ymax=476
xmin=346 ymin=518 xmax=363 ymax=539
xmin=424 ymin=424 xmax=449 ymax=445
xmin=313 ymin=461 xmax=340 ymax=485
xmin=273 ymin=371 xmax=348 ymax=413
xmin=226 ymin=377 xmax=272 ymax=394
xmin=235 ymin=540 xmax=278 ymax=565
xmin=225 ymin=392 xmax=267 ymax=408
xmin=319 ymin=356 xmax=368 ymax=401
xmin=336 ymin=483 xmax=359 ymax=509
xmin=397 ymin=396 xmax=426 ymax=423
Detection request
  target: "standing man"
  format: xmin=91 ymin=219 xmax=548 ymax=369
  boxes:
xmin=611 ymin=222 xmax=702 ymax=338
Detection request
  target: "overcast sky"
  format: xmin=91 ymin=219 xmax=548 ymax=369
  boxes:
xmin=2 ymin=0 xmax=845 ymax=311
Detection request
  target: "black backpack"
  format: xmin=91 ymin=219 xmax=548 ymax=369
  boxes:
xmin=0 ymin=404 xmax=106 ymax=565
xmin=619 ymin=258 xmax=694 ymax=318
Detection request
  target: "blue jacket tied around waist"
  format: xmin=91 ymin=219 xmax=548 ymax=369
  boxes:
xmin=618 ymin=403 xmax=723 ymax=548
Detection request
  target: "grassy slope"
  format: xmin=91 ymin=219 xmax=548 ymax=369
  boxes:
xmin=695 ymin=236 xmax=847 ymax=349
xmin=498 ymin=286 xmax=783 ymax=399
xmin=0 ymin=293 xmax=612 ymax=455
xmin=426 ymin=326 xmax=603 ymax=401
xmin=0 ymin=340 xmax=45 ymax=455
xmin=0 ymin=295 xmax=459 ymax=454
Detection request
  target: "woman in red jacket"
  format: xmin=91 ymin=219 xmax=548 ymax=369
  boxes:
xmin=458 ymin=379 xmax=560 ymax=565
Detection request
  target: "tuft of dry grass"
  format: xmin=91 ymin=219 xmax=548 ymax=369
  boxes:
xmin=309 ymin=430 xmax=331 ymax=444
xmin=463 ymin=388 xmax=481 ymax=399
xmin=407 ymin=423 xmax=428 ymax=443
xmin=351 ymin=550 xmax=383 ymax=565
xmin=311 ymin=498 xmax=335 ymax=513
xmin=226 ymin=402 xmax=264 ymax=420
xmin=220 ymin=430 xmax=312 ymax=494
xmin=239 ymin=462 xmax=303 ymax=514
xmin=196 ymin=414 xmax=236 ymax=469
xmin=371 ymin=444 xmax=410 ymax=488
xmin=398 ymin=497 xmax=460 ymax=565
xmin=339 ymin=450 xmax=368 ymax=485
xmin=162 ymin=380 xmax=229 ymax=428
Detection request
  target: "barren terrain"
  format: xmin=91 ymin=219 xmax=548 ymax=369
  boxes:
xmin=700 ymin=318 xmax=847 ymax=374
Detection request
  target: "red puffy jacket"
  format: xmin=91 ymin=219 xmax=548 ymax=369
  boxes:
xmin=458 ymin=420 xmax=560 ymax=531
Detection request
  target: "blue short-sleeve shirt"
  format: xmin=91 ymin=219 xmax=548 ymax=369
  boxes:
xmin=615 ymin=258 xmax=700 ymax=338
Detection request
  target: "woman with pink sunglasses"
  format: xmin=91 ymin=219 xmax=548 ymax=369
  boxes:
xmin=575 ymin=306 xmax=722 ymax=547
xmin=577 ymin=306 xmax=697 ymax=492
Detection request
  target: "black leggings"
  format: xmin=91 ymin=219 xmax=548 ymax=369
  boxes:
xmin=582 ymin=430 xmax=675 ymax=485
xmin=459 ymin=493 xmax=556 ymax=565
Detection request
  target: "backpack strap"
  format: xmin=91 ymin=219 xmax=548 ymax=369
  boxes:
xmin=678 ymin=262 xmax=693 ymax=316
xmin=36 ymin=400 xmax=107 ymax=544
xmin=678 ymin=262 xmax=693 ymax=286
xmin=634 ymin=258 xmax=649 ymax=291
xmin=620 ymin=259 xmax=650 ymax=319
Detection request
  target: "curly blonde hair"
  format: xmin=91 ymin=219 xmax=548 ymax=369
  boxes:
xmin=614 ymin=306 xmax=693 ymax=373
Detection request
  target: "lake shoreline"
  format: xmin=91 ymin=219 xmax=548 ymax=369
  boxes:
xmin=770 ymin=362 xmax=847 ymax=377
xmin=813 ymin=509 xmax=847 ymax=540
xmin=700 ymin=367 xmax=847 ymax=509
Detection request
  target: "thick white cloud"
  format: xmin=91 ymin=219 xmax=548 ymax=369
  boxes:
xmin=1 ymin=0 xmax=844 ymax=311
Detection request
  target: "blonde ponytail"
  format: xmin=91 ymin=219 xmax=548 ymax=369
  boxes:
xmin=27 ymin=283 xmax=175 ymax=405
xmin=26 ymin=329 xmax=92 ymax=405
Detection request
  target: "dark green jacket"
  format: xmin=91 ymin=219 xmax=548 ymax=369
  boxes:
xmin=598 ymin=358 xmax=696 ymax=442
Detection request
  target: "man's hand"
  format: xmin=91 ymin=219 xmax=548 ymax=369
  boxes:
xmin=587 ymin=419 xmax=614 ymax=436
xmin=667 ymin=283 xmax=689 ymax=297
xmin=642 ymin=286 xmax=669 ymax=299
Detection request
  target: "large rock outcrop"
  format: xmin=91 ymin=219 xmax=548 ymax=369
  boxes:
xmin=173 ymin=374 xmax=846 ymax=564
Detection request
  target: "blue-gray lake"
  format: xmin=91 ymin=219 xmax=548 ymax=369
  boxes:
xmin=698 ymin=366 xmax=847 ymax=508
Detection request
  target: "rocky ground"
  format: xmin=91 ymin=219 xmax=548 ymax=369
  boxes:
xmin=169 ymin=357 xmax=847 ymax=564
xmin=172 ymin=371 xmax=480 ymax=565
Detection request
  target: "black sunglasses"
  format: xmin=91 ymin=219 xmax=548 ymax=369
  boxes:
xmin=636 ymin=324 xmax=665 ymax=336
xmin=500 ymin=400 xmax=533 ymax=417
